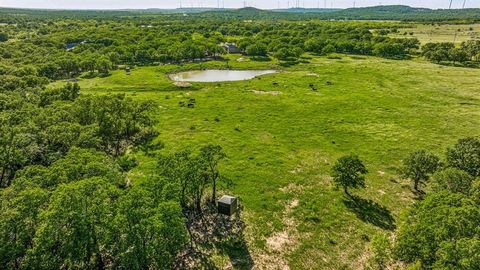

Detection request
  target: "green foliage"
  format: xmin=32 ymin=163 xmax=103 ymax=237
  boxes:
xmin=373 ymin=42 xmax=406 ymax=59
xmin=304 ymin=38 xmax=326 ymax=54
xmin=1 ymin=7 xmax=480 ymax=269
xmin=157 ymin=145 xmax=226 ymax=211
xmin=40 ymin=82 xmax=80 ymax=106
xmin=114 ymin=186 xmax=187 ymax=269
xmin=422 ymin=42 xmax=479 ymax=65
xmin=461 ymin=40 xmax=480 ymax=61
xmin=402 ymin=150 xmax=440 ymax=191
xmin=470 ymin=180 xmax=480 ymax=205
xmin=432 ymin=168 xmax=474 ymax=195
xmin=73 ymin=94 xmax=158 ymax=157
xmin=0 ymin=149 xmax=187 ymax=269
xmin=366 ymin=234 xmax=393 ymax=270
xmin=245 ymin=43 xmax=268 ymax=57
xmin=446 ymin=137 xmax=480 ymax=177
xmin=116 ymin=155 xmax=138 ymax=172
xmin=25 ymin=178 xmax=118 ymax=270
xmin=200 ymin=144 xmax=226 ymax=203
xmin=394 ymin=191 xmax=480 ymax=269
xmin=322 ymin=44 xmax=336 ymax=55
xmin=0 ymin=188 xmax=49 ymax=269
xmin=331 ymin=155 xmax=368 ymax=196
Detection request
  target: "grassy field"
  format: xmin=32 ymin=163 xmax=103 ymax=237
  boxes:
xmin=57 ymin=54 xmax=480 ymax=269
xmin=392 ymin=23 xmax=480 ymax=45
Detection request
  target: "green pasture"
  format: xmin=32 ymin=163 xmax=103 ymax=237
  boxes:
xmin=393 ymin=23 xmax=480 ymax=45
xmin=60 ymin=54 xmax=480 ymax=269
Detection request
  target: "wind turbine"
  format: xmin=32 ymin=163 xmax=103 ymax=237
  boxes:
xmin=449 ymin=0 xmax=453 ymax=9
xmin=462 ymin=0 xmax=467 ymax=8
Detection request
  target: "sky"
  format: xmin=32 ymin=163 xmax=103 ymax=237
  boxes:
xmin=0 ymin=0 xmax=477 ymax=10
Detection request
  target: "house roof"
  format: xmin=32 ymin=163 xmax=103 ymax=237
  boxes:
xmin=223 ymin=43 xmax=238 ymax=48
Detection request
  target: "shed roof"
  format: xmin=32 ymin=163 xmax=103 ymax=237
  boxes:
xmin=218 ymin=195 xmax=237 ymax=204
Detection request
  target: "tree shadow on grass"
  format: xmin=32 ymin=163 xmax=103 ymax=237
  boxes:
xmin=343 ymin=195 xmax=396 ymax=231
xmin=217 ymin=231 xmax=254 ymax=270
xmin=178 ymin=205 xmax=254 ymax=269
xmin=174 ymin=247 xmax=218 ymax=269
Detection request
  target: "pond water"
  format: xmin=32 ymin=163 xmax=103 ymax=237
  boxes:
xmin=169 ymin=69 xmax=277 ymax=82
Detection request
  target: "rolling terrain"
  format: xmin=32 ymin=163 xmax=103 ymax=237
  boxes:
xmin=62 ymin=54 xmax=480 ymax=268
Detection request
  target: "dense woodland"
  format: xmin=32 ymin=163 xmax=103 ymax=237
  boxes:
xmin=0 ymin=6 xmax=479 ymax=270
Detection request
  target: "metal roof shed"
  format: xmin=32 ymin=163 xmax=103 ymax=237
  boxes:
xmin=218 ymin=195 xmax=238 ymax=216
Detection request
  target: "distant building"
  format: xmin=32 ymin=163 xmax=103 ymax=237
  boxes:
xmin=66 ymin=43 xmax=77 ymax=51
xmin=222 ymin=43 xmax=241 ymax=54
xmin=66 ymin=40 xmax=88 ymax=51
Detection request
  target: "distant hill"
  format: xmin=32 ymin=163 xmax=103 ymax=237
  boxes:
xmin=0 ymin=5 xmax=480 ymax=22
xmin=319 ymin=5 xmax=480 ymax=21
xmin=198 ymin=5 xmax=480 ymax=21
xmin=272 ymin=8 xmax=341 ymax=13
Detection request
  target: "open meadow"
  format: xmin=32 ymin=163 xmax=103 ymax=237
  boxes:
xmin=3 ymin=5 xmax=480 ymax=268
xmin=67 ymin=54 xmax=480 ymax=269
xmin=392 ymin=23 xmax=480 ymax=44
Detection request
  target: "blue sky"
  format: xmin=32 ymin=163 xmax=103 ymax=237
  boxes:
xmin=0 ymin=0 xmax=477 ymax=10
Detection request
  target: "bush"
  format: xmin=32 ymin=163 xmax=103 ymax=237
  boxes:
xmin=447 ymin=137 xmax=480 ymax=177
xmin=432 ymin=168 xmax=474 ymax=194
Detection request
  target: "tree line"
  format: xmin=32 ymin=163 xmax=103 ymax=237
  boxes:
xmin=1 ymin=16 xmax=422 ymax=84
xmin=0 ymin=70 xmax=229 ymax=268
xmin=422 ymin=40 xmax=480 ymax=66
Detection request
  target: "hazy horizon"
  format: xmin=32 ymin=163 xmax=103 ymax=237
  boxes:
xmin=0 ymin=0 xmax=477 ymax=10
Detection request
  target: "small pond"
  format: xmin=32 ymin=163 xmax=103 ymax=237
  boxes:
xmin=169 ymin=69 xmax=277 ymax=82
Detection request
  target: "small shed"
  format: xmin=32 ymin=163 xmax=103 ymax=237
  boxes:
xmin=222 ymin=43 xmax=241 ymax=54
xmin=218 ymin=195 xmax=238 ymax=216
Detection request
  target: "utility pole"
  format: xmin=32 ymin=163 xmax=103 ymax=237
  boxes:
xmin=449 ymin=0 xmax=453 ymax=9
xmin=462 ymin=0 xmax=467 ymax=8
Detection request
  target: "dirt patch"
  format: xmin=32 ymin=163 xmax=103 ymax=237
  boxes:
xmin=279 ymin=183 xmax=303 ymax=193
xmin=267 ymin=231 xmax=291 ymax=251
xmin=266 ymin=199 xmax=299 ymax=251
xmin=174 ymin=81 xmax=193 ymax=88
xmin=251 ymin=90 xmax=282 ymax=95
xmin=258 ymin=198 xmax=301 ymax=269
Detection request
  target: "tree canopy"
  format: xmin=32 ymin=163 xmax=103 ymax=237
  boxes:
xmin=331 ymin=154 xmax=368 ymax=197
